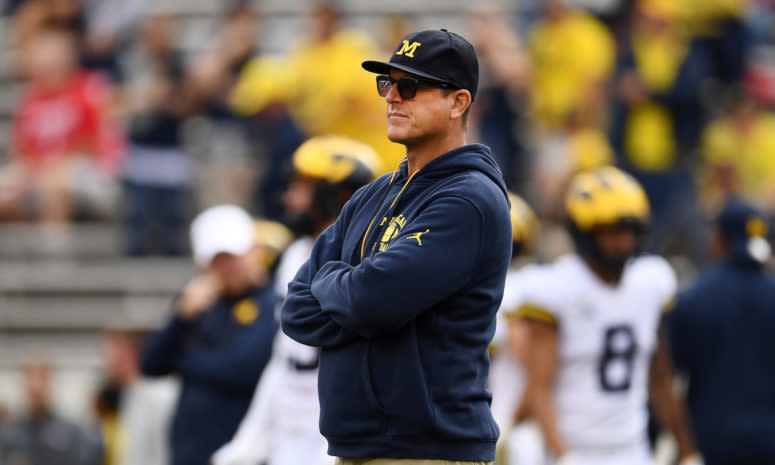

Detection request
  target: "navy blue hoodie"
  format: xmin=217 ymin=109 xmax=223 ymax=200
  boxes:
xmin=281 ymin=144 xmax=512 ymax=461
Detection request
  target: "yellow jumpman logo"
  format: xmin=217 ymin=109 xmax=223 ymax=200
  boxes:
xmin=407 ymin=229 xmax=430 ymax=246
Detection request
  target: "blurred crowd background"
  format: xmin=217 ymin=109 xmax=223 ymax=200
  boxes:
xmin=0 ymin=0 xmax=774 ymax=463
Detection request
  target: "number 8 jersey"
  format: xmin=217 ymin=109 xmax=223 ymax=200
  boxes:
xmin=515 ymin=253 xmax=676 ymax=451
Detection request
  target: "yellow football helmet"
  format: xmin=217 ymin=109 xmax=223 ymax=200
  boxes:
xmin=566 ymin=166 xmax=650 ymax=232
xmin=508 ymin=192 xmax=540 ymax=258
xmin=565 ymin=166 xmax=650 ymax=272
xmin=292 ymin=135 xmax=381 ymax=187
xmin=287 ymin=136 xmax=380 ymax=233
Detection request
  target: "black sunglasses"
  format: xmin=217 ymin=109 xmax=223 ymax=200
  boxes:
xmin=376 ymin=75 xmax=455 ymax=100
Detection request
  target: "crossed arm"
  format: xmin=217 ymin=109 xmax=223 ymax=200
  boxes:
xmin=280 ymin=218 xmax=363 ymax=349
xmin=282 ymin=196 xmax=484 ymax=344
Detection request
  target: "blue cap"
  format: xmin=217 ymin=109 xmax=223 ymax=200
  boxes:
xmin=717 ymin=198 xmax=771 ymax=265
xmin=362 ymin=29 xmax=479 ymax=100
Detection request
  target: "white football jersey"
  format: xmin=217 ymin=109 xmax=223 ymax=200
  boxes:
xmin=271 ymin=236 xmax=321 ymax=431
xmin=519 ymin=254 xmax=676 ymax=451
xmin=489 ymin=265 xmax=539 ymax=431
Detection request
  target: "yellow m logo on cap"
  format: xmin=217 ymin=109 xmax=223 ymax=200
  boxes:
xmin=396 ymin=40 xmax=422 ymax=58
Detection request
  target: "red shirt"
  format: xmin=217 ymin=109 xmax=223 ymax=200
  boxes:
xmin=11 ymin=71 xmax=125 ymax=174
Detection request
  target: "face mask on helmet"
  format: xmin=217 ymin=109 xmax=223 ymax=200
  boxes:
xmin=565 ymin=167 xmax=650 ymax=280
xmin=282 ymin=211 xmax=316 ymax=237
xmin=595 ymin=251 xmax=632 ymax=276
xmin=570 ymin=221 xmax=645 ymax=279
xmin=282 ymin=181 xmax=359 ymax=237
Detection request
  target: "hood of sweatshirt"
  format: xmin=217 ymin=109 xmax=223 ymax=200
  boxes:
xmin=391 ymin=143 xmax=508 ymax=201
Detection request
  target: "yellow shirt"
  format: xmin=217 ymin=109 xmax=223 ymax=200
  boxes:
xmin=529 ymin=11 xmax=615 ymax=129
xmin=285 ymin=30 xmax=404 ymax=173
xmin=230 ymin=55 xmax=294 ymax=116
xmin=623 ymin=31 xmax=688 ymax=172
xmin=702 ymin=113 xmax=775 ymax=202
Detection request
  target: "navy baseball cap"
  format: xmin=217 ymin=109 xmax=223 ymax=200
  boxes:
xmin=717 ymin=198 xmax=771 ymax=265
xmin=362 ymin=29 xmax=479 ymax=100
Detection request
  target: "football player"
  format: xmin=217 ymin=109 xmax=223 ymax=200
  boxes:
xmin=489 ymin=192 xmax=545 ymax=465
xmin=212 ymin=135 xmax=379 ymax=465
xmin=516 ymin=166 xmax=701 ymax=465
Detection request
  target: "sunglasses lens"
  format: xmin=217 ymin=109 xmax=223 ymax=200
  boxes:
xmin=397 ymin=78 xmax=418 ymax=100
xmin=376 ymin=76 xmax=392 ymax=97
xmin=376 ymin=76 xmax=421 ymax=100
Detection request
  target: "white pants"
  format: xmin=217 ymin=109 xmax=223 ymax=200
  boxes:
xmin=269 ymin=432 xmax=328 ymax=465
xmin=549 ymin=441 xmax=653 ymax=465
xmin=500 ymin=421 xmax=545 ymax=465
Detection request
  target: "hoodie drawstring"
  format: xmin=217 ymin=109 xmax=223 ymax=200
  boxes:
xmin=360 ymin=158 xmax=419 ymax=260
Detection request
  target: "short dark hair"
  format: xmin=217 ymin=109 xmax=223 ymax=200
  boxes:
xmin=443 ymin=88 xmax=471 ymax=128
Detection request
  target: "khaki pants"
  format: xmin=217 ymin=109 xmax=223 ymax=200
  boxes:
xmin=334 ymin=458 xmax=492 ymax=465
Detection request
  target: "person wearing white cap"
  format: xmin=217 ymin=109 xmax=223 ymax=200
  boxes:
xmin=141 ymin=205 xmax=278 ymax=465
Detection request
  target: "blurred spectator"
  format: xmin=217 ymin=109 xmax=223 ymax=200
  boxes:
xmin=743 ymin=51 xmax=775 ymax=107
xmin=468 ymin=5 xmax=532 ymax=192
xmin=528 ymin=0 xmax=615 ymax=130
xmin=611 ymin=0 xmax=706 ymax=172
xmin=700 ymin=88 xmax=775 ymax=212
xmin=284 ymin=2 xmax=404 ymax=172
xmin=99 ymin=329 xmax=177 ymax=465
xmin=92 ymin=381 xmax=123 ymax=465
xmin=119 ymin=14 xmax=194 ymax=256
xmin=746 ymin=1 xmax=775 ymax=46
xmin=184 ymin=2 xmax=263 ymax=208
xmin=80 ymin=0 xmax=144 ymax=82
xmin=0 ymin=28 xmax=124 ymax=227
xmin=11 ymin=0 xmax=139 ymax=81
xmin=141 ymin=205 xmax=277 ymax=465
xmin=11 ymin=0 xmax=87 ymax=60
xmin=229 ymin=56 xmax=305 ymax=220
xmin=669 ymin=198 xmax=775 ymax=465
xmin=0 ymin=358 xmax=95 ymax=465
xmin=683 ymin=0 xmax=748 ymax=86
xmin=610 ymin=0 xmax=710 ymax=265
xmin=187 ymin=1 xmax=260 ymax=120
